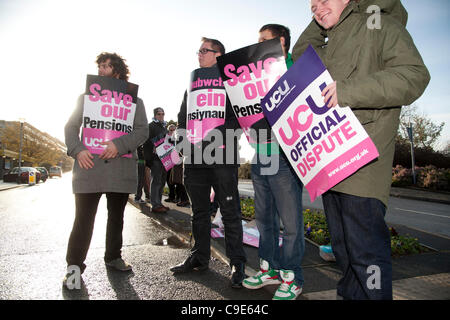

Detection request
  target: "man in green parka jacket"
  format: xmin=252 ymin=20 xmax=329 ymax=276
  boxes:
xmin=292 ymin=0 xmax=430 ymax=299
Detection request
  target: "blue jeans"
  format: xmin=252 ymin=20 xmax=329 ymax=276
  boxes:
xmin=251 ymin=152 xmax=305 ymax=286
xmin=322 ymin=191 xmax=392 ymax=300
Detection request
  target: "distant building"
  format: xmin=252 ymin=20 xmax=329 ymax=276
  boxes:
xmin=0 ymin=120 xmax=70 ymax=179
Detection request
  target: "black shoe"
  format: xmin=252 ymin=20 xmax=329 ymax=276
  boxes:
xmin=231 ymin=263 xmax=245 ymax=288
xmin=176 ymin=200 xmax=191 ymax=208
xmin=170 ymin=256 xmax=208 ymax=274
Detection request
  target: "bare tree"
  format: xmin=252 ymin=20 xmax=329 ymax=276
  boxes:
xmin=398 ymin=104 xmax=445 ymax=150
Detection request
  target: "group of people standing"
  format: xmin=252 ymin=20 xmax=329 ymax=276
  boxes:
xmin=63 ymin=0 xmax=429 ymax=300
xmin=136 ymin=108 xmax=190 ymax=213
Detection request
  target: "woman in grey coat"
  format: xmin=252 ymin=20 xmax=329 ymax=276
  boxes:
xmin=63 ymin=53 xmax=148 ymax=287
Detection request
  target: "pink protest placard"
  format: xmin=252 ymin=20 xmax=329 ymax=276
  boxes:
xmin=186 ymin=67 xmax=226 ymax=145
xmin=217 ymin=38 xmax=287 ymax=144
xmin=82 ymin=75 xmax=138 ymax=158
xmin=211 ymin=228 xmax=225 ymax=238
xmin=153 ymin=134 xmax=181 ymax=171
xmin=211 ymin=224 xmax=282 ymax=248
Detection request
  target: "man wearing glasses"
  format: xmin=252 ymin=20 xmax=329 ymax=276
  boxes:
xmin=143 ymin=107 xmax=170 ymax=213
xmin=197 ymin=41 xmax=219 ymax=70
xmin=171 ymin=38 xmax=247 ymax=289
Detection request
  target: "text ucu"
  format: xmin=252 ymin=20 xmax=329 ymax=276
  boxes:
xmin=263 ymin=80 xmax=291 ymax=112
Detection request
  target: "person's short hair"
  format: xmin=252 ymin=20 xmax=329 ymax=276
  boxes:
xmin=259 ymin=24 xmax=291 ymax=52
xmin=96 ymin=52 xmax=130 ymax=81
xmin=201 ymin=37 xmax=226 ymax=55
xmin=153 ymin=107 xmax=165 ymax=116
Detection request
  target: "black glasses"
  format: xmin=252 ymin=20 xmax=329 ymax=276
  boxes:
xmin=197 ymin=48 xmax=218 ymax=55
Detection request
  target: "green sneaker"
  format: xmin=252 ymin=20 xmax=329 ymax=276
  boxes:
xmin=272 ymin=270 xmax=302 ymax=300
xmin=243 ymin=259 xmax=281 ymax=289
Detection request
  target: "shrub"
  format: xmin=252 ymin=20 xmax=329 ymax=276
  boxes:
xmin=391 ymin=165 xmax=450 ymax=191
xmin=240 ymin=197 xmax=255 ymax=219
xmin=389 ymin=227 xmax=428 ymax=256
xmin=418 ymin=165 xmax=450 ymax=190
xmin=392 ymin=165 xmax=412 ymax=187
xmin=238 ymin=197 xmax=428 ymax=256
xmin=238 ymin=162 xmax=251 ymax=179
xmin=303 ymin=209 xmax=331 ymax=245
xmin=394 ymin=142 xmax=450 ymax=169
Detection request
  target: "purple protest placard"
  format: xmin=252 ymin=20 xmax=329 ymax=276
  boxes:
xmin=261 ymin=46 xmax=379 ymax=201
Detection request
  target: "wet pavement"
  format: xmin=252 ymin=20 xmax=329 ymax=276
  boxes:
xmin=131 ymin=189 xmax=450 ymax=300
xmin=0 ymin=175 xmax=273 ymax=301
xmin=0 ymin=175 xmax=449 ymax=301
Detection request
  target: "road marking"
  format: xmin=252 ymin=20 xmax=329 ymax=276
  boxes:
xmin=395 ymin=208 xmax=450 ymax=219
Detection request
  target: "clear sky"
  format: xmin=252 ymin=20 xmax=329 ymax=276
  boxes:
xmin=1 ymin=0 xmax=449 ymax=160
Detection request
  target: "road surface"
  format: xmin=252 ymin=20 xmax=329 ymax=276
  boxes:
xmin=238 ymin=181 xmax=450 ymax=238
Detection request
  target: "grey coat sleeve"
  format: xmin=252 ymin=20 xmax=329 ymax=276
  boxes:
xmin=112 ymin=98 xmax=149 ymax=156
xmin=64 ymin=94 xmax=87 ymax=159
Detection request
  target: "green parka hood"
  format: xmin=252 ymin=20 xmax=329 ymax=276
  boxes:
xmin=357 ymin=0 xmax=408 ymax=26
xmin=316 ymin=0 xmax=408 ymax=38
xmin=333 ymin=0 xmax=408 ymax=32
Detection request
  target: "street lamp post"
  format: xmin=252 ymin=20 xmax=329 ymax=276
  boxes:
xmin=18 ymin=118 xmax=25 ymax=174
xmin=407 ymin=123 xmax=416 ymax=185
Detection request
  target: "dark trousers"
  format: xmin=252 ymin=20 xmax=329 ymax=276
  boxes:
xmin=66 ymin=192 xmax=129 ymax=272
xmin=174 ymin=183 xmax=189 ymax=202
xmin=166 ymin=170 xmax=189 ymax=202
xmin=167 ymin=168 xmax=176 ymax=200
xmin=322 ymin=191 xmax=392 ymax=300
xmin=184 ymin=167 xmax=246 ymax=266
xmin=149 ymin=159 xmax=167 ymax=207
xmin=135 ymin=162 xmax=150 ymax=200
